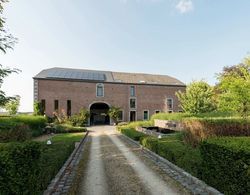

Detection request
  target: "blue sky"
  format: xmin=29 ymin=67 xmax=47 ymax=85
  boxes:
xmin=0 ymin=0 xmax=250 ymax=111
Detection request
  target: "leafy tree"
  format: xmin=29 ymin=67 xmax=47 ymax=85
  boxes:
xmin=4 ymin=95 xmax=20 ymax=115
xmin=0 ymin=1 xmax=19 ymax=106
xmin=216 ymin=57 xmax=250 ymax=117
xmin=108 ymin=106 xmax=121 ymax=125
xmin=0 ymin=65 xmax=20 ymax=106
xmin=33 ymin=101 xmax=42 ymax=115
xmin=0 ymin=0 xmax=17 ymax=53
xmin=176 ymin=81 xmax=216 ymax=114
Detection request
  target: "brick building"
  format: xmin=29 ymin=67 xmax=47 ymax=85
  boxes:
xmin=34 ymin=68 xmax=185 ymax=125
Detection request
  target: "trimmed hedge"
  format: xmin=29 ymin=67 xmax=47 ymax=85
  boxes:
xmin=200 ymin=137 xmax=250 ymax=195
xmin=119 ymin=127 xmax=202 ymax=178
xmin=0 ymin=115 xmax=47 ymax=140
xmin=140 ymin=134 xmax=201 ymax=177
xmin=0 ymin=133 xmax=83 ymax=194
xmin=117 ymin=120 xmax=153 ymax=130
xmin=0 ymin=141 xmax=42 ymax=194
xmin=151 ymin=112 xmax=236 ymax=121
xmin=120 ymin=128 xmax=147 ymax=141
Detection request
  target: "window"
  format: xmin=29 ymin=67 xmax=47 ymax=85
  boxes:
xmin=41 ymin=99 xmax=46 ymax=115
xmin=166 ymin=98 xmax=173 ymax=111
xmin=54 ymin=100 xmax=59 ymax=111
xmin=67 ymin=100 xmax=71 ymax=116
xmin=130 ymin=98 xmax=136 ymax=109
xmin=96 ymin=83 xmax=104 ymax=97
xmin=143 ymin=110 xmax=149 ymax=120
xmin=155 ymin=110 xmax=160 ymax=114
xmin=130 ymin=86 xmax=135 ymax=97
xmin=117 ymin=110 xmax=123 ymax=121
xmin=130 ymin=111 xmax=136 ymax=122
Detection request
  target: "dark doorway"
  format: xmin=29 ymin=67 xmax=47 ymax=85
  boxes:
xmin=90 ymin=103 xmax=110 ymax=125
xmin=130 ymin=111 xmax=136 ymax=122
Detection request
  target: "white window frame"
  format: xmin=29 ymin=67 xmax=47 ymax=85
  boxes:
xmin=117 ymin=110 xmax=124 ymax=121
xmin=96 ymin=83 xmax=104 ymax=97
xmin=129 ymin=97 xmax=137 ymax=109
xmin=166 ymin=98 xmax=173 ymax=112
xmin=130 ymin=85 xmax=135 ymax=97
xmin=143 ymin=110 xmax=149 ymax=120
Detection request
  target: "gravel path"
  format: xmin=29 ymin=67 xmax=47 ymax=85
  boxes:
xmin=78 ymin=126 xmax=189 ymax=195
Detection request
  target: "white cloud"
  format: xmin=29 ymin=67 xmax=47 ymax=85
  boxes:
xmin=176 ymin=0 xmax=194 ymax=14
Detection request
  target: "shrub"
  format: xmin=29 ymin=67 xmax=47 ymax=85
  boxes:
xmin=0 ymin=124 xmax=31 ymax=142
xmin=200 ymin=137 xmax=250 ymax=195
xmin=33 ymin=101 xmax=43 ymax=115
xmin=54 ymin=124 xmax=87 ymax=133
xmin=0 ymin=115 xmax=47 ymax=138
xmin=183 ymin=117 xmax=250 ymax=144
xmin=139 ymin=133 xmax=202 ymax=177
xmin=0 ymin=141 xmax=42 ymax=194
xmin=0 ymin=133 xmax=83 ymax=194
xmin=140 ymin=136 xmax=158 ymax=153
xmin=69 ymin=108 xmax=90 ymax=127
xmin=151 ymin=112 xmax=237 ymax=122
xmin=118 ymin=120 xmax=153 ymax=130
xmin=120 ymin=128 xmax=147 ymax=141
xmin=151 ymin=112 xmax=192 ymax=121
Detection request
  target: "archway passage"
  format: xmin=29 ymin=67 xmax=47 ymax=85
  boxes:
xmin=90 ymin=103 xmax=110 ymax=125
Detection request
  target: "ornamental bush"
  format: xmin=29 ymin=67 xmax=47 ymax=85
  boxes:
xmin=200 ymin=137 xmax=250 ymax=195
xmin=0 ymin=142 xmax=42 ymax=194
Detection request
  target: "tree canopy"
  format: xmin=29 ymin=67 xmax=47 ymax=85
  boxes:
xmin=0 ymin=0 xmax=16 ymax=53
xmin=216 ymin=57 xmax=250 ymax=117
xmin=176 ymin=81 xmax=216 ymax=114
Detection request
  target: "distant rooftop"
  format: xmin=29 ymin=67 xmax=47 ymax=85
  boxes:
xmin=34 ymin=67 xmax=185 ymax=86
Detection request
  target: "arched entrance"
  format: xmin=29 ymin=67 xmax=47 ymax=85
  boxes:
xmin=90 ymin=102 xmax=110 ymax=125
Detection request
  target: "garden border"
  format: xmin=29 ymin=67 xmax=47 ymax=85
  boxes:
xmin=119 ymin=132 xmax=223 ymax=195
xmin=43 ymin=131 xmax=89 ymax=195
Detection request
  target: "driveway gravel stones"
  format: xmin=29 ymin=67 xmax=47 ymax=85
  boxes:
xmin=78 ymin=126 xmax=190 ymax=195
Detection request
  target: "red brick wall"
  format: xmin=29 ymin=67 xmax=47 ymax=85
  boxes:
xmin=36 ymin=79 xmax=185 ymax=122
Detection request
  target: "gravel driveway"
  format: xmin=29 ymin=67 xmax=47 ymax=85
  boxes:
xmin=78 ymin=126 xmax=190 ymax=195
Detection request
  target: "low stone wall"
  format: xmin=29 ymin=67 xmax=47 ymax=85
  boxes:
xmin=154 ymin=119 xmax=183 ymax=131
xmin=43 ymin=132 xmax=89 ymax=195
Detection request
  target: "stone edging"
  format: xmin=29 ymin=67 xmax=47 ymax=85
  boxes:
xmin=119 ymin=132 xmax=223 ymax=195
xmin=43 ymin=131 xmax=89 ymax=195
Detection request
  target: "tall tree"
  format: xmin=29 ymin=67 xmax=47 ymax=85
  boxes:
xmin=176 ymin=81 xmax=216 ymax=114
xmin=0 ymin=0 xmax=16 ymax=53
xmin=0 ymin=0 xmax=20 ymax=106
xmin=216 ymin=57 xmax=250 ymax=117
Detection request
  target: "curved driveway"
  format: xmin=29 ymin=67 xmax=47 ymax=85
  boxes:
xmin=78 ymin=126 xmax=189 ymax=195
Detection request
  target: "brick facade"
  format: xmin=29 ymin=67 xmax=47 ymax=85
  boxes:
xmin=35 ymin=78 xmax=185 ymax=123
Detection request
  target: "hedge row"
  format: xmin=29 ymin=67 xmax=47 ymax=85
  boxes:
xmin=0 ymin=134 xmax=80 ymax=194
xmin=140 ymin=134 xmax=201 ymax=177
xmin=53 ymin=124 xmax=87 ymax=133
xmin=119 ymin=128 xmax=147 ymax=141
xmin=0 ymin=115 xmax=47 ymax=142
xmin=200 ymin=137 xmax=250 ymax=195
xmin=0 ymin=142 xmax=42 ymax=194
xmin=118 ymin=127 xmax=201 ymax=177
xmin=183 ymin=118 xmax=250 ymax=144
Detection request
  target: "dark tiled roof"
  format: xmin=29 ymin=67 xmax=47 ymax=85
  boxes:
xmin=34 ymin=67 xmax=185 ymax=86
